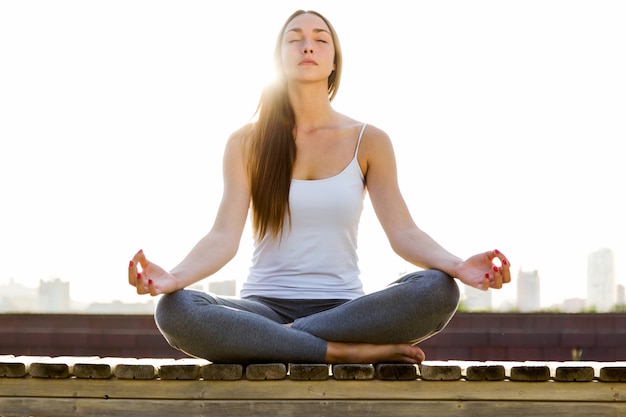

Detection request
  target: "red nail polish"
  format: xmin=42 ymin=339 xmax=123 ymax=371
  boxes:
xmin=137 ymin=273 xmax=142 ymax=279
xmin=148 ymin=279 xmax=153 ymax=285
xmin=129 ymin=260 xmax=134 ymax=268
xmin=502 ymin=259 xmax=508 ymax=266
xmin=494 ymin=249 xmax=500 ymax=255
xmin=493 ymin=266 xmax=499 ymax=272
xmin=484 ymin=273 xmax=490 ymax=279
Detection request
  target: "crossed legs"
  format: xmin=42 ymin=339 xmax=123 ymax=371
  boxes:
xmin=155 ymin=270 xmax=459 ymax=364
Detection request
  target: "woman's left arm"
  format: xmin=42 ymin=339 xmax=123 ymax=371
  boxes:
xmin=361 ymin=126 xmax=511 ymax=290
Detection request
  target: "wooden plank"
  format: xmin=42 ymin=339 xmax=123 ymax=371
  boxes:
xmin=332 ymin=364 xmax=375 ymax=380
xmin=158 ymin=358 xmax=209 ymax=380
xmin=29 ymin=356 xmax=98 ymax=379
xmin=375 ymin=363 xmax=418 ymax=380
xmin=555 ymin=366 xmax=595 ymax=382
xmin=245 ymin=363 xmax=286 ymax=380
xmin=73 ymin=358 xmax=113 ymax=379
xmin=419 ymin=362 xmax=462 ymax=381
xmin=544 ymin=361 xmax=602 ymax=381
xmin=1 ymin=355 xmax=50 ymax=377
xmin=599 ymin=366 xmax=626 ymax=382
xmin=28 ymin=356 xmax=97 ymax=379
xmin=0 ymin=398 xmax=624 ymax=417
xmin=200 ymin=364 xmax=243 ymax=381
xmin=288 ymin=364 xmax=329 ymax=381
xmin=0 ymin=356 xmax=27 ymax=378
xmin=29 ymin=362 xmax=70 ymax=379
xmin=112 ymin=358 xmax=160 ymax=380
xmin=553 ymin=361 xmax=604 ymax=379
xmin=510 ymin=365 xmax=551 ymax=382
xmin=4 ymin=378 xmax=623 ymax=402
xmin=466 ymin=364 xmax=506 ymax=381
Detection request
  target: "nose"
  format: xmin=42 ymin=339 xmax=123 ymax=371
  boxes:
xmin=302 ymin=38 xmax=314 ymax=54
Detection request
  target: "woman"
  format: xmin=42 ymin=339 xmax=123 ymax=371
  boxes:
xmin=128 ymin=10 xmax=511 ymax=364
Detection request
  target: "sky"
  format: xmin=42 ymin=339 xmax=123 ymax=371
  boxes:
xmin=1 ymin=0 xmax=625 ymax=309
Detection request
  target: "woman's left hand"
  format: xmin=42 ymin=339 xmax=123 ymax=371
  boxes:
xmin=453 ymin=249 xmax=511 ymax=291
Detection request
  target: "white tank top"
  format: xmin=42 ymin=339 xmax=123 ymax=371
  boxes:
xmin=241 ymin=124 xmax=367 ymax=299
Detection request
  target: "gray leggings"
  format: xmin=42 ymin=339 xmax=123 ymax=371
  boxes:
xmin=155 ymin=270 xmax=460 ymax=363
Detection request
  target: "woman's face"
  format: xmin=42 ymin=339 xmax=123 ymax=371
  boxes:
xmin=280 ymin=13 xmax=336 ymax=85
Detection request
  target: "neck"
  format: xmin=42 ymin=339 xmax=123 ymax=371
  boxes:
xmin=287 ymin=81 xmax=335 ymax=131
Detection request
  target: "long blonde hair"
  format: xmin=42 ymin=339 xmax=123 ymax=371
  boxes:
xmin=247 ymin=10 xmax=343 ymax=240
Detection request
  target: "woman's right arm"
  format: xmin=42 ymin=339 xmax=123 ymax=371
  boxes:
xmin=128 ymin=127 xmax=251 ymax=296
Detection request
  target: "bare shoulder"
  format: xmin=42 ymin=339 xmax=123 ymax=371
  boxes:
xmin=330 ymin=113 xmax=392 ymax=152
xmin=361 ymin=124 xmax=392 ymax=146
xmin=359 ymin=124 xmax=395 ymax=165
xmin=223 ymin=123 xmax=255 ymax=162
xmin=227 ymin=123 xmax=254 ymax=148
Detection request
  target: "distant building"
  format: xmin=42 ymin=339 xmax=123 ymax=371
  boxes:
xmin=586 ymin=248 xmax=616 ymax=312
xmin=209 ymin=279 xmax=237 ymax=296
xmin=85 ymin=299 xmax=156 ymax=314
xmin=0 ymin=278 xmax=38 ymax=312
xmin=462 ymin=286 xmax=492 ymax=311
xmin=517 ymin=269 xmax=540 ymax=312
xmin=560 ymin=298 xmax=586 ymax=313
xmin=39 ymin=278 xmax=70 ymax=312
xmin=188 ymin=283 xmax=205 ymax=292
xmin=617 ymin=284 xmax=625 ymax=307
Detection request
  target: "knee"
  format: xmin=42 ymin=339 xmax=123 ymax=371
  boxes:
xmin=401 ymin=270 xmax=460 ymax=314
xmin=425 ymin=270 xmax=460 ymax=334
xmin=155 ymin=290 xmax=217 ymax=335
xmin=429 ymin=270 xmax=460 ymax=312
xmin=154 ymin=291 xmax=186 ymax=335
xmin=411 ymin=270 xmax=460 ymax=336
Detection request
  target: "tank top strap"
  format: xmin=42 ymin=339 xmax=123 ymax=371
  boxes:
xmin=353 ymin=123 xmax=367 ymax=158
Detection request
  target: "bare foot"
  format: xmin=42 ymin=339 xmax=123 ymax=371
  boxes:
xmin=325 ymin=341 xmax=425 ymax=364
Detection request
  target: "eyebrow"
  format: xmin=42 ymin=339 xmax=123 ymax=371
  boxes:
xmin=285 ymin=28 xmax=331 ymax=35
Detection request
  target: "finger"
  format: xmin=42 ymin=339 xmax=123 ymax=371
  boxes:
xmin=490 ymin=266 xmax=503 ymax=289
xmin=493 ymin=249 xmax=511 ymax=284
xmin=129 ymin=249 xmax=147 ymax=288
xmin=502 ymin=268 xmax=511 ymax=284
xmin=501 ymin=256 xmax=511 ymax=282
xmin=133 ymin=249 xmax=149 ymax=270
xmin=148 ymin=278 xmax=158 ymax=296
xmin=491 ymin=249 xmax=509 ymax=266
xmin=135 ymin=272 xmax=149 ymax=294
xmin=500 ymin=260 xmax=512 ymax=284
xmin=488 ymin=249 xmax=511 ymax=286
xmin=477 ymin=274 xmax=490 ymax=291
xmin=127 ymin=259 xmax=138 ymax=286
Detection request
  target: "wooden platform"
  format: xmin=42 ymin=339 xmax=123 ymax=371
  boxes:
xmin=1 ymin=356 xmax=626 ymax=416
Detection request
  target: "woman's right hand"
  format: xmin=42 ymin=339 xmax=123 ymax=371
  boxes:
xmin=128 ymin=250 xmax=181 ymax=296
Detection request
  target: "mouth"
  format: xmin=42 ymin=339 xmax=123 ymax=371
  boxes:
xmin=299 ymin=59 xmax=317 ymax=65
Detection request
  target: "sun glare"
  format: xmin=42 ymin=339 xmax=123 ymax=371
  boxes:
xmin=0 ymin=1 xmax=624 ymax=310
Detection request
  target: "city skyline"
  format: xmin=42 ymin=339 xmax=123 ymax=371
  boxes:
xmin=0 ymin=276 xmax=235 ymax=314
xmin=1 ymin=1 xmax=625 ymax=309
xmin=2 ymin=245 xmax=624 ymax=313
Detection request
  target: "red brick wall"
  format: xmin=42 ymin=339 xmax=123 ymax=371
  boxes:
xmin=421 ymin=313 xmax=626 ymax=361
xmin=0 ymin=314 xmax=182 ymax=358
xmin=1 ymin=313 xmax=625 ymax=361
